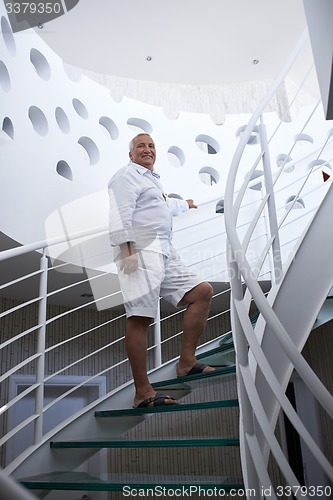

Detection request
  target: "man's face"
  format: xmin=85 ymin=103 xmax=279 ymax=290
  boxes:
xmin=129 ymin=135 xmax=156 ymax=170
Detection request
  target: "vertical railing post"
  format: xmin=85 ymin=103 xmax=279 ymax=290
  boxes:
xmin=228 ymin=255 xmax=261 ymax=496
xmin=259 ymin=115 xmax=283 ymax=284
xmin=34 ymin=248 xmax=48 ymax=444
xmin=153 ymin=298 xmax=162 ymax=368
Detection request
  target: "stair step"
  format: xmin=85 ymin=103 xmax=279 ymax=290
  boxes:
xmin=196 ymin=344 xmax=235 ymax=367
xmin=218 ymin=332 xmax=233 ymax=346
xmin=50 ymin=436 xmax=240 ymax=449
xmin=152 ymin=364 xmax=236 ymax=391
xmin=20 ymin=471 xmax=244 ymax=492
xmin=95 ymin=398 xmax=239 ymax=417
xmin=198 ymin=341 xmax=234 ymax=355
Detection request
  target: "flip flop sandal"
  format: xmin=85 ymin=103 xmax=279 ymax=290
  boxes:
xmin=135 ymin=392 xmax=178 ymax=408
xmin=180 ymin=362 xmax=212 ymax=377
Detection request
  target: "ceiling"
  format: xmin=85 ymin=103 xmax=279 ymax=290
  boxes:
xmin=34 ymin=0 xmax=308 ymax=86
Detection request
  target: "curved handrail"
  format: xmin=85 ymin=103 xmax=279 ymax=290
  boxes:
xmin=224 ymin=31 xmax=333 ymax=497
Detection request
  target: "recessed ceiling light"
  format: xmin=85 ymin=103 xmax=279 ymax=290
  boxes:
xmin=252 ymin=59 xmax=259 ymax=65
xmin=146 ymin=56 xmax=152 ymax=61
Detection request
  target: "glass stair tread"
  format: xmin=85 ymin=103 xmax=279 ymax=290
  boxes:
xmin=95 ymin=398 xmax=239 ymax=417
xmin=152 ymin=365 xmax=236 ymax=391
xmin=197 ymin=344 xmax=235 ymax=367
xmin=50 ymin=436 xmax=240 ymax=449
xmin=20 ymin=471 xmax=244 ymax=492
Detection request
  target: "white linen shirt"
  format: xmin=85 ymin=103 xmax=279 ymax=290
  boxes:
xmin=108 ymin=162 xmax=189 ymax=256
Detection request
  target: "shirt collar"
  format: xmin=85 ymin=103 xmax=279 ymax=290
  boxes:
xmin=129 ymin=162 xmax=159 ymax=178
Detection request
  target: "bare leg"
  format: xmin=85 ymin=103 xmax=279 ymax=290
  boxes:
xmin=125 ymin=315 xmax=156 ymax=406
xmin=176 ymin=282 xmax=214 ymax=377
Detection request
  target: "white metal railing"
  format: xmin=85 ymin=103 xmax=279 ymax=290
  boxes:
xmin=0 ymin=203 xmax=233 ymax=475
xmin=225 ymin=33 xmax=333 ymax=499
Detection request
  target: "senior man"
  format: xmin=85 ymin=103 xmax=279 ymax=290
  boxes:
xmin=108 ymin=133 xmax=214 ymax=408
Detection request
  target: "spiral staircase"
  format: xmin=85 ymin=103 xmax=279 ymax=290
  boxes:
xmin=1 ymin=3 xmax=333 ymax=500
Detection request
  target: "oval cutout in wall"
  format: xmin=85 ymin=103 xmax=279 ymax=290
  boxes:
xmin=72 ymin=98 xmax=89 ymax=119
xmin=294 ymin=133 xmax=314 ymax=144
xmin=167 ymin=146 xmax=185 ymax=167
xmin=216 ymin=199 xmax=224 ymax=214
xmin=276 ymin=153 xmax=294 ymax=173
xmin=56 ymin=160 xmax=73 ymax=181
xmin=99 ymin=116 xmax=119 ymax=140
xmin=285 ymin=195 xmax=305 ymax=210
xmin=127 ymin=117 xmax=153 ymax=134
xmin=0 ymin=60 xmax=10 ymax=92
xmin=55 ymin=107 xmax=70 ymax=134
xmin=30 ymin=48 xmax=51 ymax=80
xmin=2 ymin=116 xmax=14 ymax=139
xmin=195 ymin=134 xmax=220 ymax=154
xmin=28 ymin=106 xmax=48 ymax=136
xmin=78 ymin=136 xmax=100 ymax=165
xmin=1 ymin=16 xmax=16 ymax=55
xmin=199 ymin=166 xmax=220 ymax=185
xmin=307 ymin=159 xmax=332 ymax=184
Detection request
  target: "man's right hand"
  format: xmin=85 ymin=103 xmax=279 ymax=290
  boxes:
xmin=120 ymin=253 xmax=139 ymax=274
xmin=119 ymin=243 xmax=139 ymax=274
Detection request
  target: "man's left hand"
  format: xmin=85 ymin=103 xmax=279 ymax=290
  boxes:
xmin=186 ymin=199 xmax=198 ymax=209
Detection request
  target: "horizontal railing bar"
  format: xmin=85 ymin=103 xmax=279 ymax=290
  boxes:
xmin=160 ymin=329 xmax=183 ymax=345
xmin=0 ymin=225 xmax=108 ymax=263
xmin=46 ymin=275 xmax=96 ymax=298
xmin=0 ymin=354 xmax=41 ymax=384
xmin=277 ymin=205 xmax=318 ymax=232
xmin=43 ymin=357 xmax=130 ymax=413
xmin=208 ymin=311 xmax=231 ymax=323
xmin=0 ymin=383 xmax=40 ymax=416
xmin=213 ymin=286 xmax=231 ymax=296
xmin=204 ymin=270 xmax=229 ymax=282
xmin=48 ymin=248 xmax=114 ymax=274
xmin=0 ymin=415 xmax=38 ymax=447
xmin=178 ymin=231 xmax=227 ymax=253
xmin=47 ymin=256 xmax=91 ymax=274
xmin=188 ymin=250 xmax=228 ymax=268
xmin=0 ymin=269 xmax=43 ymax=292
xmin=0 ymin=324 xmax=42 ymax=350
xmin=153 ymin=307 xmax=186 ymax=327
xmin=45 ymin=290 xmax=122 ymax=326
xmin=0 ymin=296 xmax=42 ymax=320
xmin=173 ymin=214 xmax=226 ymax=235
xmin=44 ymin=314 xmax=126 ymax=354
xmin=44 ymin=335 xmax=125 ymax=382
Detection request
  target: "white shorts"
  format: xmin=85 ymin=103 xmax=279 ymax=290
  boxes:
xmin=116 ymin=246 xmax=204 ymax=319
